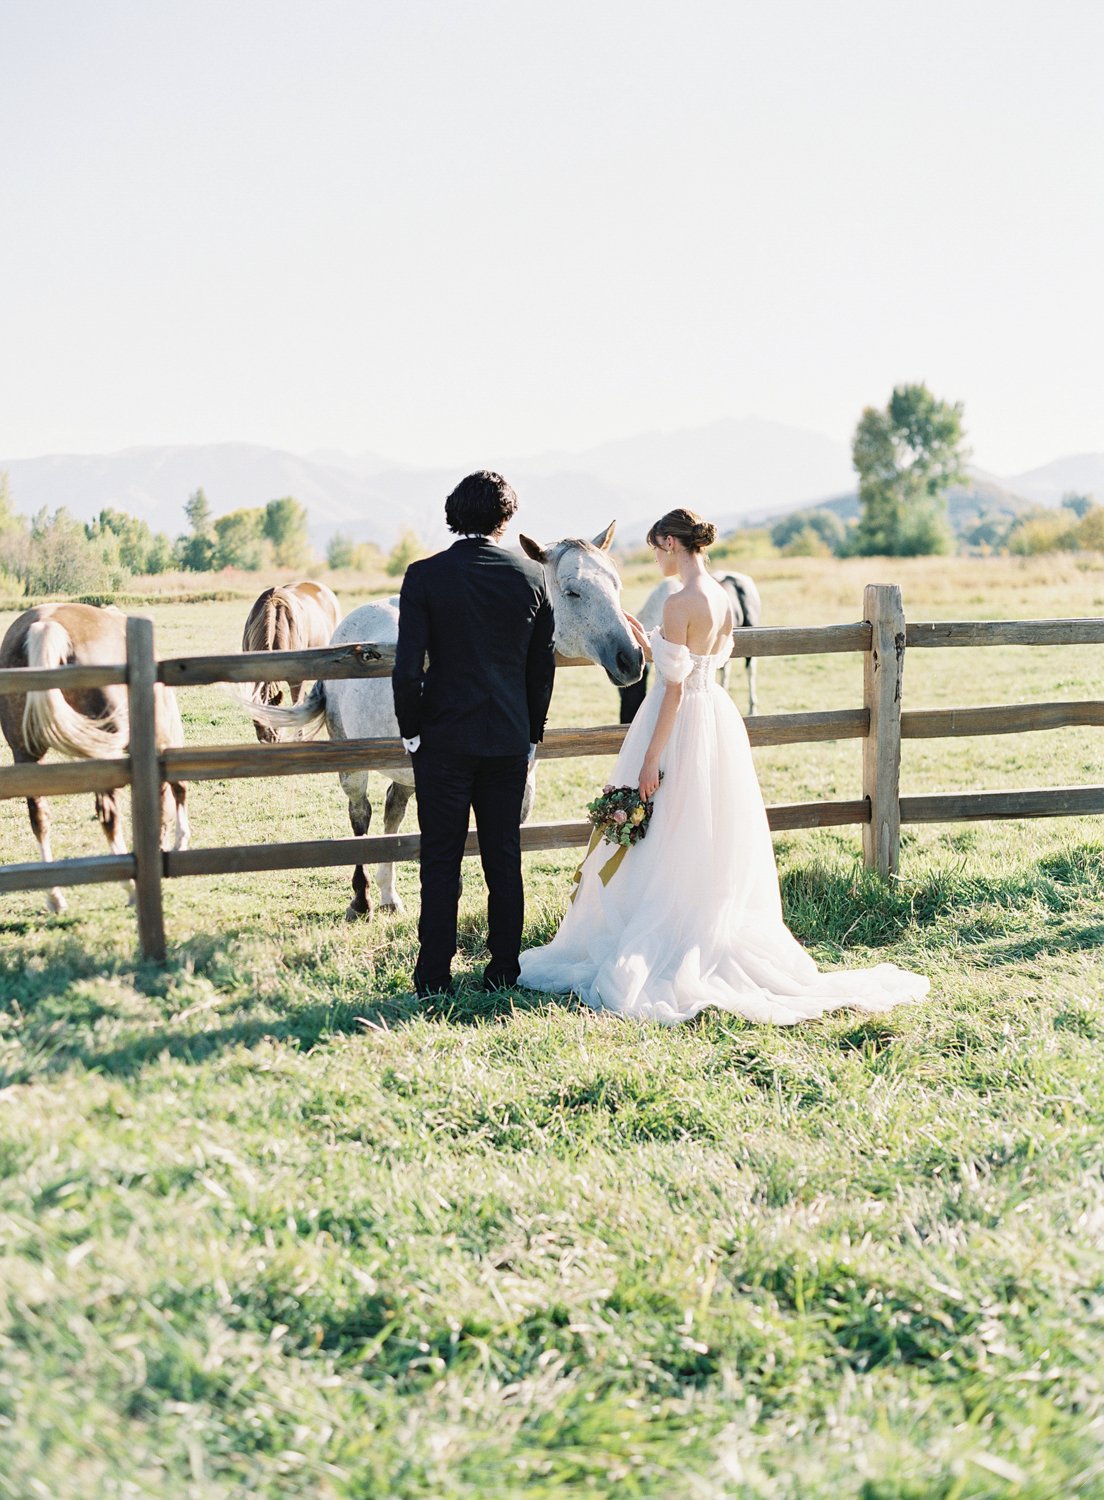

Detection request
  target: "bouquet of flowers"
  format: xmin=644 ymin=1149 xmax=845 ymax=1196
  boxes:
xmin=585 ymin=780 xmax=659 ymax=849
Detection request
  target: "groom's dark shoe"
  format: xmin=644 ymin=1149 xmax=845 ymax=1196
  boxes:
xmin=482 ymin=964 xmax=520 ymax=993
xmin=413 ymin=968 xmax=457 ymax=1001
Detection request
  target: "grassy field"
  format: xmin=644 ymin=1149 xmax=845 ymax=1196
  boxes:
xmin=1 ymin=554 xmax=1102 ymax=1497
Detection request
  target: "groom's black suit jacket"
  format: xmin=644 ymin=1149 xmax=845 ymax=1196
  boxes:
xmin=393 ymin=539 xmax=556 ymax=757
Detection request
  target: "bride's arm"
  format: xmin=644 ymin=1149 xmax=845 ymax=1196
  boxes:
xmin=638 ymin=680 xmax=682 ymax=798
xmin=638 ymin=598 xmax=689 ymax=799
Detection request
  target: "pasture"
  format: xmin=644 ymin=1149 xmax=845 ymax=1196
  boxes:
xmin=1 ymin=554 xmax=1103 ymax=1498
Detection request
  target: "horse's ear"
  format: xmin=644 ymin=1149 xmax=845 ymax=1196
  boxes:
xmin=519 ymin=534 xmax=548 ymax=563
xmin=591 ymin=521 xmax=616 ymax=551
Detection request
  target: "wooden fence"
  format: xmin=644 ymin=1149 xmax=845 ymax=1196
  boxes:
xmin=1 ymin=585 xmax=1102 ymax=960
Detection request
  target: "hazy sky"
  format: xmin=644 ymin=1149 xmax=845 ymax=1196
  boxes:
xmin=2 ymin=0 xmax=1101 ymax=474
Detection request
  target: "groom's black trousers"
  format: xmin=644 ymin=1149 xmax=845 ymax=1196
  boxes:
xmin=411 ymin=748 xmax=529 ymax=992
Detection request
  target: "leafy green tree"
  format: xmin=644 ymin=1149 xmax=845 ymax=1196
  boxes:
xmin=145 ymin=532 xmax=175 ymax=573
xmin=1060 ymin=492 xmax=1095 ymax=519
xmin=327 ymin=532 xmax=355 ymax=569
xmin=0 ymin=471 xmax=31 ymax=588
xmin=214 ymin=507 xmax=268 ymax=570
xmin=770 ymin=508 xmax=846 ymax=554
xmin=179 ymin=487 xmax=216 ymax=571
xmin=26 ymin=508 xmax=123 ymax=595
xmin=85 ymin=507 xmax=174 ymax=574
xmin=386 ymin=529 xmax=426 ymax=577
xmin=263 ymin=496 xmax=311 ymax=568
xmin=1076 ymin=505 xmax=1104 ymax=551
xmin=1007 ymin=509 xmax=1079 ymax=555
xmin=850 ymin=384 xmax=966 ymax=556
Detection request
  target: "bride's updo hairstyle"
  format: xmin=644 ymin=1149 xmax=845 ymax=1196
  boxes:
xmin=646 ymin=508 xmax=718 ymax=553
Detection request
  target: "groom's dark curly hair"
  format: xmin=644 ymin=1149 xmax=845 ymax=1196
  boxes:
xmin=445 ymin=471 xmax=519 ymax=536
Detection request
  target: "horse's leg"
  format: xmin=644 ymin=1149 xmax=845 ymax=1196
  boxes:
xmin=340 ymin=769 xmax=373 ymax=921
xmin=376 ymin=780 xmax=414 ymax=913
xmin=253 ymin=680 xmax=282 ymax=744
xmin=27 ymin=794 xmax=66 ymax=914
xmin=170 ymin=782 xmax=191 ymax=850
xmin=747 ymin=657 xmax=758 ymax=716
xmin=94 ymin=790 xmax=133 ymax=903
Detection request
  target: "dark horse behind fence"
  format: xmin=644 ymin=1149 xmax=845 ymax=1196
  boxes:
xmin=241 ymin=580 xmax=341 ymax=742
xmin=0 ymin=602 xmax=190 ymax=913
xmin=618 ymin=570 xmax=762 ymax=723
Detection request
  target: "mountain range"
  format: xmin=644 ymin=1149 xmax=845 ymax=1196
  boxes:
xmin=2 ymin=420 xmax=1101 ymax=549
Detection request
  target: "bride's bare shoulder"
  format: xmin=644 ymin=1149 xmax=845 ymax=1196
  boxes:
xmin=660 ymin=589 xmax=693 ymax=645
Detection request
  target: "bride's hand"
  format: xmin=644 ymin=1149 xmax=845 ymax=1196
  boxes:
xmin=624 ymin=612 xmax=652 ymax=660
xmin=639 ymin=755 xmax=661 ymax=801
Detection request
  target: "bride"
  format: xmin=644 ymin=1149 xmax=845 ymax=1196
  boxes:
xmin=518 ymin=508 xmax=929 ymax=1025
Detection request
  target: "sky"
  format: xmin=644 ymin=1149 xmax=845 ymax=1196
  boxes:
xmin=1 ymin=0 xmax=1102 ymax=476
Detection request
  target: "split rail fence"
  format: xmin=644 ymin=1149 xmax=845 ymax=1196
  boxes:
xmin=0 ymin=585 xmax=1102 ymax=960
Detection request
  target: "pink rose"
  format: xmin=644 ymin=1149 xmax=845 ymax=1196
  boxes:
xmin=603 ymin=784 xmax=615 ymax=795
xmin=612 ymin=809 xmax=628 ymax=824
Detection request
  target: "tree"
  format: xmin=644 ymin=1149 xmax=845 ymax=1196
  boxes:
xmin=26 ymin=508 xmax=123 ymax=595
xmin=214 ymin=507 xmax=268 ymax=570
xmin=85 ymin=507 xmax=174 ymax=575
xmin=850 ymin=384 xmax=966 ymax=556
xmin=327 ymin=532 xmax=355 ymax=569
xmin=770 ymin=508 xmax=846 ymax=554
xmin=386 ymin=529 xmax=426 ymax=577
xmin=1060 ymin=491 xmax=1095 ymax=520
xmin=0 ymin=471 xmax=31 ymax=588
xmin=1076 ymin=505 xmax=1104 ymax=551
xmin=263 ymin=496 xmax=311 ymax=568
xmin=179 ymin=487 xmax=216 ymax=571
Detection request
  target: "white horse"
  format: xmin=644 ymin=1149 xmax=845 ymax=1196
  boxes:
xmin=617 ymin=570 xmax=762 ymax=722
xmin=248 ymin=522 xmax=644 ymax=920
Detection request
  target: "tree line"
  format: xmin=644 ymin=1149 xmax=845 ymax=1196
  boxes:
xmin=0 ymin=484 xmax=339 ymax=597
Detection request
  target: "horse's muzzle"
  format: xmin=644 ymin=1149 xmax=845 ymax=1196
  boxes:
xmin=604 ymin=644 xmax=645 ymax=688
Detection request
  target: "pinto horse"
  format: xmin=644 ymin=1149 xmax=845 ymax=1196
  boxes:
xmin=242 ymin=580 xmax=341 ymax=742
xmin=246 ymin=523 xmax=645 ymax=921
xmin=0 ymin=602 xmax=190 ymax=913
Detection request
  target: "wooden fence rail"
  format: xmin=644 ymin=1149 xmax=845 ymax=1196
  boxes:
xmin=0 ymin=589 xmax=1101 ymax=959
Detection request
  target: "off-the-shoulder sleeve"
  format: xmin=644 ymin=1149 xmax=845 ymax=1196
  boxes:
xmin=651 ymin=627 xmax=694 ymax=684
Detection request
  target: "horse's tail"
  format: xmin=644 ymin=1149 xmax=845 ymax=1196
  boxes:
xmin=243 ymin=588 xmax=299 ymax=708
xmin=241 ymin=679 xmax=328 ymax=738
xmin=22 ymin=619 xmax=127 ymax=759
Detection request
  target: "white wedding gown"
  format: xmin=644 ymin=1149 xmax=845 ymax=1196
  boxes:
xmin=518 ymin=629 xmax=929 ymax=1025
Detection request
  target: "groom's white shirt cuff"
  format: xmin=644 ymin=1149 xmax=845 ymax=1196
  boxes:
xmin=404 ymin=737 xmax=536 ymax=760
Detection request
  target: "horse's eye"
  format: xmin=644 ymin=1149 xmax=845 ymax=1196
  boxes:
xmin=563 ymin=589 xmax=580 ymax=599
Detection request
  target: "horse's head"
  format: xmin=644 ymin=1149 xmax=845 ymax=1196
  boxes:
xmin=519 ymin=522 xmax=644 ymax=687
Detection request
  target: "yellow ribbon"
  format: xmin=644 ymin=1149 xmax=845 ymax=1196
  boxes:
xmin=570 ymin=828 xmax=630 ymax=903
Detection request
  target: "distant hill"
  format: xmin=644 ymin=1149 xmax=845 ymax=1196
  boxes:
xmin=1007 ymin=453 xmax=1104 ymax=505
xmin=0 ymin=429 xmax=1095 ymax=552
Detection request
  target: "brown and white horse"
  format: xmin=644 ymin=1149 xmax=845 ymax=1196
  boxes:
xmin=242 ymin=581 xmax=341 ymax=742
xmin=0 ymin=602 xmax=190 ymax=913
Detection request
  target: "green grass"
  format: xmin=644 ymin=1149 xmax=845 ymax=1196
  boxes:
xmin=1 ymin=555 xmax=1103 ymax=1497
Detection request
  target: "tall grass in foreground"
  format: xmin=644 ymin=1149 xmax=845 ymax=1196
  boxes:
xmin=0 ymin=556 xmax=1102 ymax=1496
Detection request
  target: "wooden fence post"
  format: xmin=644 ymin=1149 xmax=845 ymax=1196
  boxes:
xmin=862 ymin=584 xmax=906 ymax=877
xmin=126 ymin=615 xmax=167 ymax=961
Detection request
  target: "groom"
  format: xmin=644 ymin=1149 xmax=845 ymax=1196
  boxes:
xmin=393 ymin=471 xmax=556 ymax=998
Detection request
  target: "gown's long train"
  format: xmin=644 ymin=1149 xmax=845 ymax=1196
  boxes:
xmin=518 ymin=629 xmax=929 ymax=1025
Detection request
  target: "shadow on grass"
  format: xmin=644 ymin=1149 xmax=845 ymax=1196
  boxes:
xmin=0 ymin=927 xmax=581 ymax=1084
